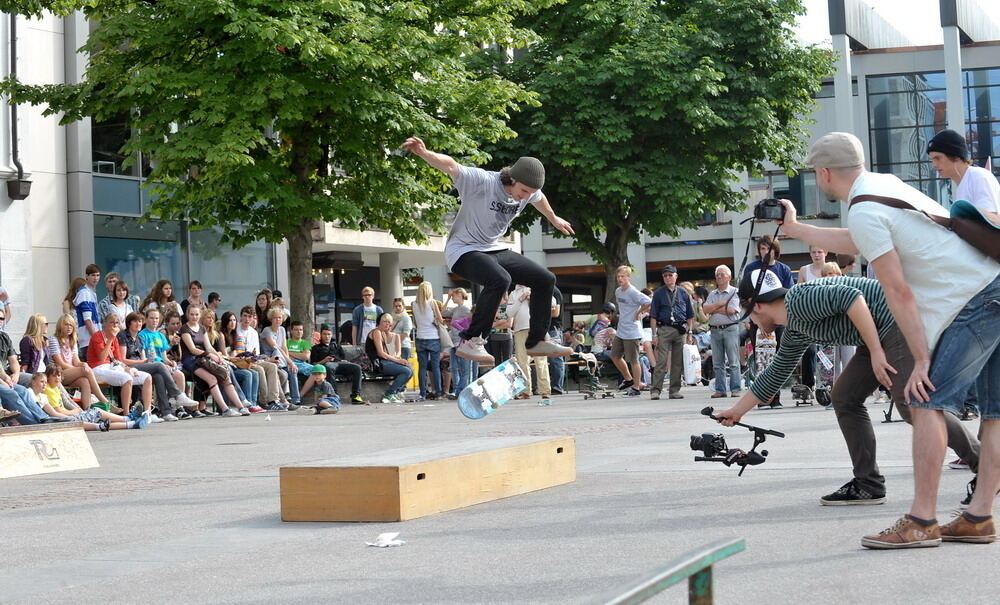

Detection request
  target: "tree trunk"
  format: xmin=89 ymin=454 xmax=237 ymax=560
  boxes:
xmin=602 ymin=224 xmax=632 ymax=304
xmin=286 ymin=217 xmax=315 ymax=335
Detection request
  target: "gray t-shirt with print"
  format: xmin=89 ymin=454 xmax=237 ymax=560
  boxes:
xmin=445 ymin=165 xmax=543 ymax=270
xmin=615 ymin=284 xmax=652 ymax=341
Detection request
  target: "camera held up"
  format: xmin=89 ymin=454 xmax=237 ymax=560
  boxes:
xmin=754 ymin=198 xmax=786 ymax=221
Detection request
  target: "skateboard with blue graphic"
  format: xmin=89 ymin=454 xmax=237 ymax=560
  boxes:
xmin=457 ymin=359 xmax=528 ymax=419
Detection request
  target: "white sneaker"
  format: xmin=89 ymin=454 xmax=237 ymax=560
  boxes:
xmin=456 ymin=337 xmax=494 ymax=363
xmin=220 ymin=409 xmax=241 ymax=417
xmin=239 ymin=407 xmax=251 ymax=416
xmin=174 ymin=393 xmax=198 ymax=406
xmin=146 ymin=412 xmax=165 ymax=423
xmin=241 ymin=400 xmax=253 ymax=408
xmin=161 ymin=413 xmax=179 ymax=422
xmin=525 ymin=337 xmax=572 ymax=358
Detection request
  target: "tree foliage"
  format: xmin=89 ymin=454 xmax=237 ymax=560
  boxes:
xmin=479 ymin=0 xmax=834 ymax=294
xmin=4 ymin=0 xmax=554 ymax=328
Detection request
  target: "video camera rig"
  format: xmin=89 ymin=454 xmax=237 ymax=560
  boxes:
xmin=690 ymin=406 xmax=786 ymax=476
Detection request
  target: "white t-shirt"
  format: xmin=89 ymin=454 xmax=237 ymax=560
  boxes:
xmin=236 ymin=325 xmax=261 ymax=355
xmin=411 ymin=300 xmax=439 ymax=340
xmin=357 ymin=303 xmax=379 ymax=346
xmin=506 ymin=287 xmax=556 ymax=333
xmin=615 ymin=284 xmax=652 ymax=341
xmin=446 ymin=166 xmax=543 ymax=270
xmin=847 ymin=171 xmax=1000 ymax=351
xmin=954 ymin=165 xmax=1000 ymax=213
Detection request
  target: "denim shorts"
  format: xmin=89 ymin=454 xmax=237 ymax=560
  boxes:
xmin=910 ymin=274 xmax=1000 ymax=419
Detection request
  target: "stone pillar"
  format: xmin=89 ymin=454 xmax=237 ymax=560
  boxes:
xmin=942 ymin=24 xmax=965 ymax=135
xmin=65 ymin=12 xmax=94 ymax=274
xmin=379 ymin=251 xmax=402 ymax=304
xmin=832 ymin=33 xmax=855 ymax=133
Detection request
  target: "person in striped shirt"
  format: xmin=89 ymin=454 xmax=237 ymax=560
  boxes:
xmin=717 ymin=269 xmax=980 ymax=506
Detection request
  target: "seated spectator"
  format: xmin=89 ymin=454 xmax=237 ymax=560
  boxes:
xmin=261 ymin=308 xmax=301 ymax=409
xmin=201 ymin=308 xmax=257 ymax=412
xmin=0 ymin=311 xmax=19 ymax=384
xmin=0 ymin=283 xmax=10 ymax=324
xmin=219 ymin=310 xmax=264 ymax=413
xmin=232 ymin=306 xmax=284 ymax=407
xmin=285 ymin=320 xmax=323 ymax=397
xmin=18 ymin=314 xmax=50 ymax=387
xmin=180 ymin=280 xmax=204 ymax=318
xmin=254 ymin=289 xmax=273 ymax=331
xmin=98 ymin=278 xmax=135 ymax=326
xmin=119 ymin=311 xmax=197 ymax=421
xmin=37 ymin=365 xmax=146 ymax=430
xmin=138 ymin=308 xmax=188 ymax=397
xmin=87 ymin=313 xmax=154 ymax=421
xmin=0 ymin=361 xmax=52 ymax=425
xmin=310 ymin=324 xmax=365 ymax=404
xmin=48 ymin=313 xmax=111 ymax=408
xmin=140 ymin=279 xmax=176 ymax=313
xmin=366 ymin=313 xmax=412 ymax=404
xmin=178 ymin=305 xmax=247 ymax=417
xmin=62 ymin=277 xmax=85 ymax=316
xmin=592 ymin=326 xmax=616 ymax=363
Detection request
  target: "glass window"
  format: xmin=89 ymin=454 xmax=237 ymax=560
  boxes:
xmin=967 ymin=87 xmax=1000 ymax=123
xmin=965 ymin=68 xmax=1000 ymax=88
xmin=93 ymin=176 xmax=142 ymax=215
xmin=870 ymin=127 xmax=938 ymax=165
xmin=187 ymin=228 xmax=275 ymax=313
xmin=868 ymin=92 xmax=945 ymax=129
xmin=91 ymin=113 xmax=138 ymax=177
xmin=867 ymin=72 xmax=945 ymax=94
xmin=94 ymin=216 xmax=183 ymax=301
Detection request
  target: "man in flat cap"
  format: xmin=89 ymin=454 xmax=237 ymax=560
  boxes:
xmin=403 ymin=136 xmax=574 ymax=363
xmin=774 ymin=131 xmax=1000 ymax=550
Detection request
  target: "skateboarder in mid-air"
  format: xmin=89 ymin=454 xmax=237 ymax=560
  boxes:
xmin=402 ymin=136 xmax=575 ymax=364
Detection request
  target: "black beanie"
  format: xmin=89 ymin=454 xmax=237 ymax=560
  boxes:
xmin=927 ymin=129 xmax=969 ymax=159
xmin=509 ymin=157 xmax=545 ymax=189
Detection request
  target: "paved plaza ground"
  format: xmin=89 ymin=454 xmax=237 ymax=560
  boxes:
xmin=2 ymin=384 xmax=993 ymax=604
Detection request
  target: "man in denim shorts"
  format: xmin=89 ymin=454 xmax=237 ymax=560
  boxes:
xmin=777 ymin=132 xmax=1000 ymax=549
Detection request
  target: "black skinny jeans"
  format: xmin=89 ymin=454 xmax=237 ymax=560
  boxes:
xmin=451 ymin=249 xmax=556 ymax=348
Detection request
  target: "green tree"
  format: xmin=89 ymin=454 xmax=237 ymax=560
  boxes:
xmin=481 ymin=0 xmax=833 ymax=297
xmin=3 ymin=0 xmax=553 ymax=331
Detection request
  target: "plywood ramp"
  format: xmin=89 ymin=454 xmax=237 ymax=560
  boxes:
xmin=280 ymin=436 xmax=576 ymax=522
xmin=0 ymin=423 xmax=99 ymax=479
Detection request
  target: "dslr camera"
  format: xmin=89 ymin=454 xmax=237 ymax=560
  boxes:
xmin=690 ymin=432 xmax=728 ymax=458
xmin=754 ymin=198 xmax=785 ymax=221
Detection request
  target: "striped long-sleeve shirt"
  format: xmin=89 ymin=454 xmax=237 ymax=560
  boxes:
xmin=750 ymin=277 xmax=895 ymax=402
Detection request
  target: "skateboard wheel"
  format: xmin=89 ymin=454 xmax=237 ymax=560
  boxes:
xmin=491 ymin=402 xmax=500 ymax=409
xmin=477 ymin=379 xmax=485 ymax=386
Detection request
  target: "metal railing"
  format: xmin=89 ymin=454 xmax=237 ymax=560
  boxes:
xmin=599 ymin=537 xmax=746 ymax=605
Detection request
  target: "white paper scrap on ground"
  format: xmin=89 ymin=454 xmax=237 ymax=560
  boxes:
xmin=366 ymin=532 xmax=406 ymax=548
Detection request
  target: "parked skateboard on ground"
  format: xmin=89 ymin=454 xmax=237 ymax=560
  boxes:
xmin=457 ymin=359 xmax=528 ymax=419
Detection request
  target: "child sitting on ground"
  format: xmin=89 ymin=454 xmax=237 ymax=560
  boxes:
xmin=35 ymin=365 xmax=147 ymax=431
xmin=295 ymin=365 xmax=341 ymax=415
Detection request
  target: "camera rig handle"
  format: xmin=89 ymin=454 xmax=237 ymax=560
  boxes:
xmin=701 ymin=407 xmax=785 ymax=438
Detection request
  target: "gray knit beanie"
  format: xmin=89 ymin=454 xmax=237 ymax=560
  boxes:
xmin=509 ymin=157 xmax=545 ymax=189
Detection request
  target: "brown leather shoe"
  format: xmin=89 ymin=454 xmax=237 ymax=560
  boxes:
xmin=941 ymin=513 xmax=997 ymax=543
xmin=668 ymin=393 xmax=684 ymax=399
xmin=710 ymin=392 xmax=728 ymax=399
xmin=861 ymin=515 xmax=941 ymax=549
